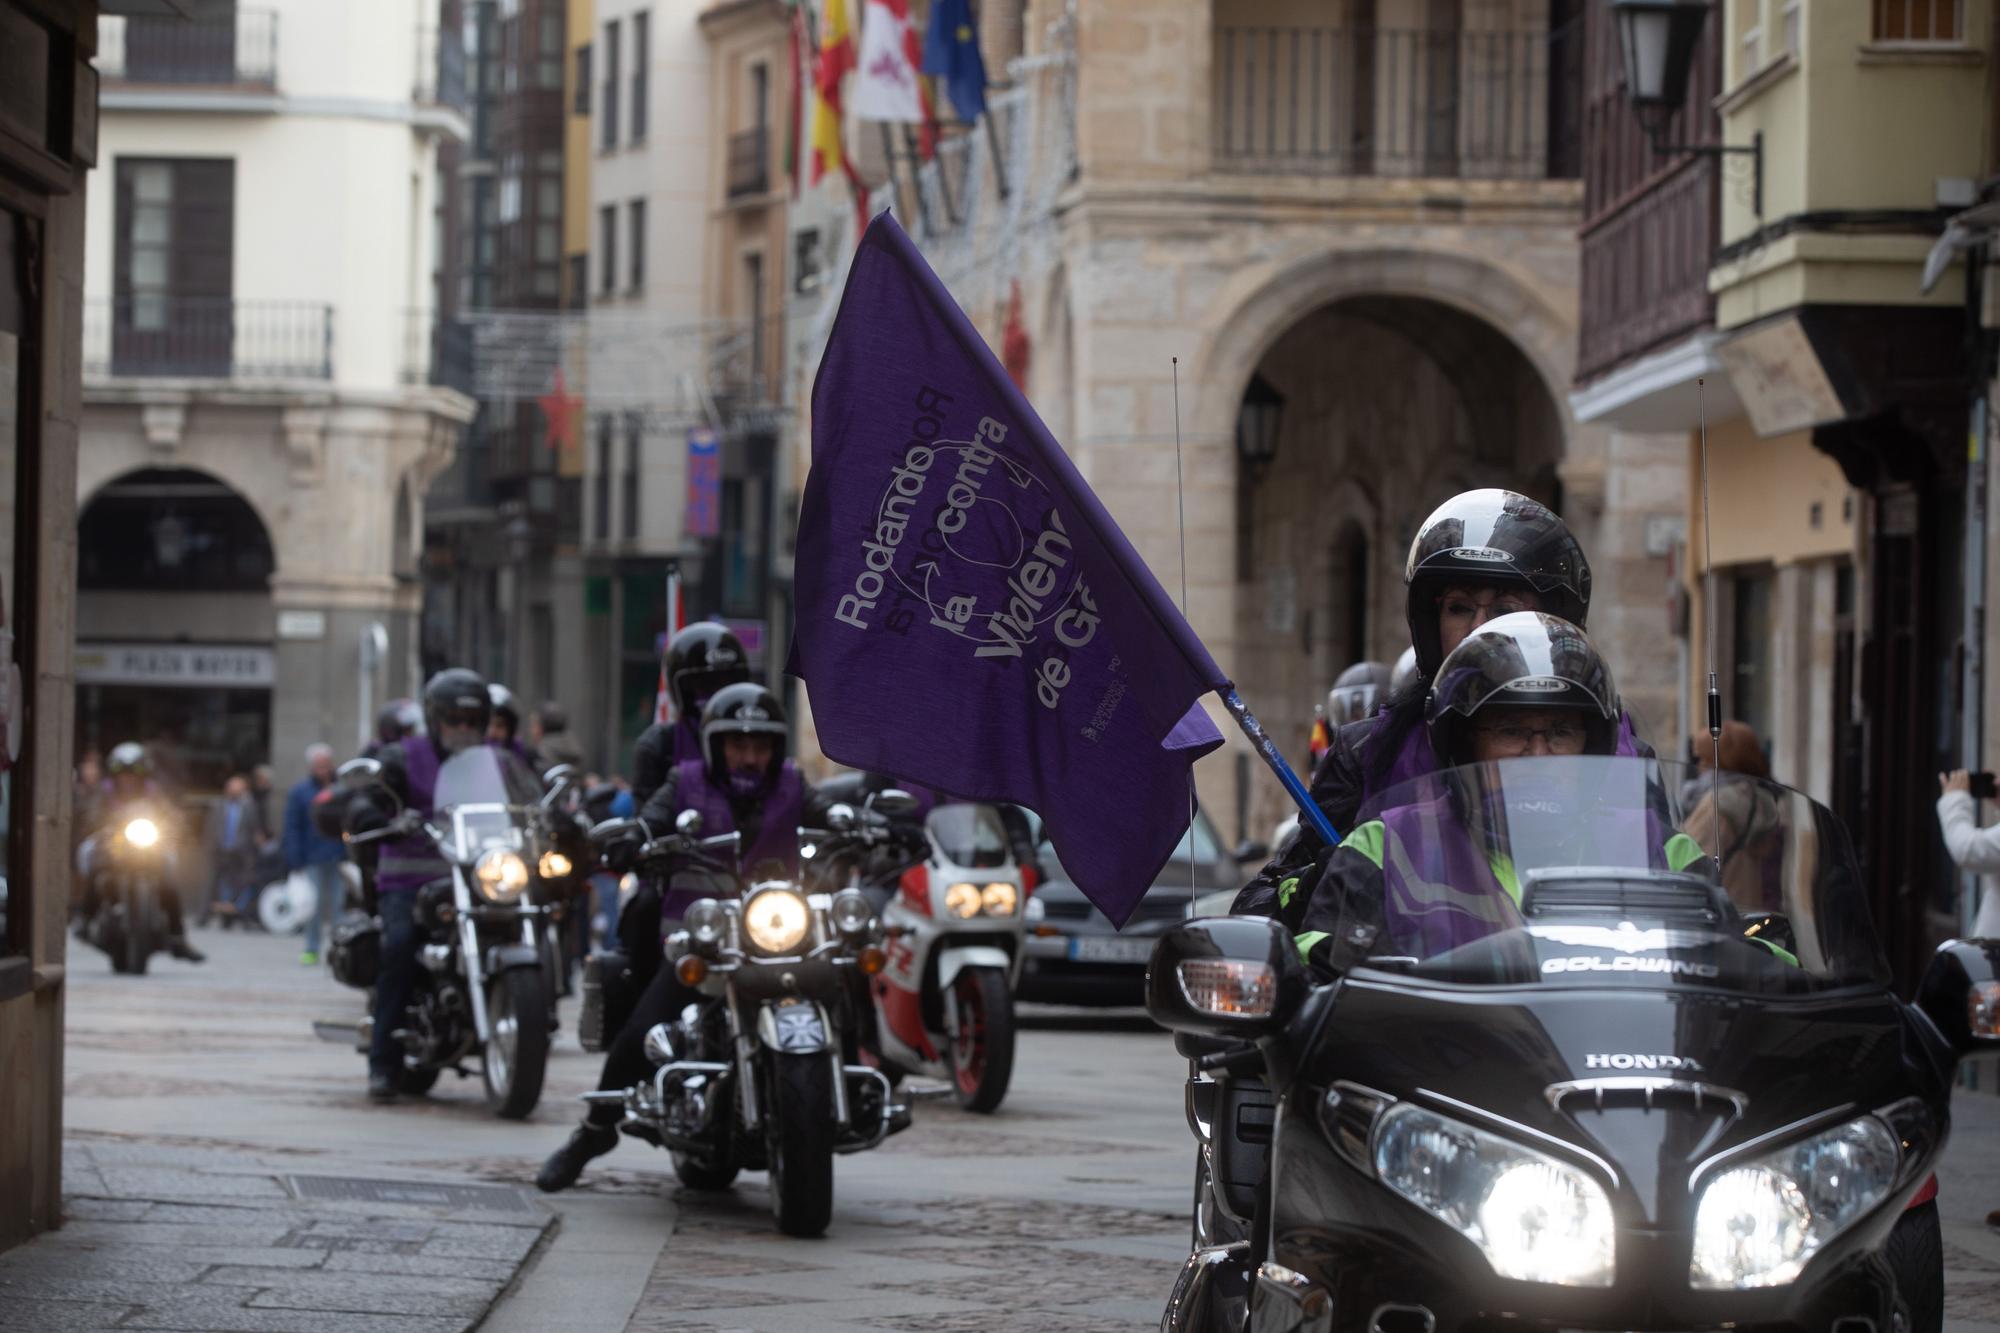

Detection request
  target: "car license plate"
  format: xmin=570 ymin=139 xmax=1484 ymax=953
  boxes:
xmin=1069 ymin=936 xmax=1154 ymax=964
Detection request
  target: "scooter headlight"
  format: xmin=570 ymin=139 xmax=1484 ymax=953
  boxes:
xmin=829 ymin=888 xmax=874 ymax=937
xmin=944 ymin=882 xmax=981 ymax=918
xmin=537 ymin=850 xmax=573 ymax=880
xmin=980 ymin=882 xmax=1019 ymax=916
xmin=742 ymin=886 xmax=811 ymax=955
xmin=1690 ymin=1114 xmax=1900 ymax=1289
xmin=1372 ymin=1103 xmax=1614 ymax=1287
xmin=475 ymin=849 xmax=530 ymax=903
xmin=684 ymin=897 xmax=726 ymax=949
xmin=123 ymin=817 xmax=161 ymax=849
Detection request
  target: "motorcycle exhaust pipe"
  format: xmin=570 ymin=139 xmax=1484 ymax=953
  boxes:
xmin=1369 ymin=1305 xmax=1435 ymax=1333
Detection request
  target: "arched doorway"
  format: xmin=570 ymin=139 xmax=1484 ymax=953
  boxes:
xmin=75 ymin=467 xmax=277 ymax=797
xmin=1232 ymin=294 xmax=1566 ymax=835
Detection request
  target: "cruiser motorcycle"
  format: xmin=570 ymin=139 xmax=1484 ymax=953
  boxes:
xmin=331 ymin=750 xmax=576 ymax=1119
xmin=582 ymin=797 xmax=920 ymax=1237
xmin=75 ymin=804 xmax=179 ymax=974
xmin=1155 ymin=755 xmax=1958 ymax=1333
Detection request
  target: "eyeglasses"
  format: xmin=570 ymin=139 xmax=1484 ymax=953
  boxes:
xmin=1438 ymin=590 xmax=1538 ymax=618
xmin=437 ymin=709 xmax=487 ymax=729
xmin=1471 ymin=719 xmax=1590 ymax=755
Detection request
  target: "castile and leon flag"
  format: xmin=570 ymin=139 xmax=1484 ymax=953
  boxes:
xmin=790 ymin=213 xmax=1230 ymax=927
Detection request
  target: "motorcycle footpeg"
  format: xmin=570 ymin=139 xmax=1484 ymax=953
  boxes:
xmin=885 ymin=1101 xmax=914 ymax=1135
xmin=579 ymin=1090 xmax=629 ymax=1106
xmin=620 ymin=1122 xmax=663 ymax=1148
xmin=905 ymin=1083 xmax=955 ymax=1103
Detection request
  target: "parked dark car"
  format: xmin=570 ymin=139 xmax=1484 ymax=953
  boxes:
xmin=1017 ymin=810 xmax=1244 ymax=1006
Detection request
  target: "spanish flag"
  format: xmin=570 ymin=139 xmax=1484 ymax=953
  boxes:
xmin=809 ymin=0 xmax=855 ymax=187
xmin=1308 ymin=707 xmax=1332 ymax=768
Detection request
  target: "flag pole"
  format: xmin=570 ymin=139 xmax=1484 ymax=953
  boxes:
xmin=1215 ymin=688 xmax=1340 ymax=849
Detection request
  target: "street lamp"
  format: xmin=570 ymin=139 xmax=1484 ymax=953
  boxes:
xmin=1235 ymin=373 xmax=1285 ymax=479
xmin=1608 ymin=0 xmax=1763 ymax=217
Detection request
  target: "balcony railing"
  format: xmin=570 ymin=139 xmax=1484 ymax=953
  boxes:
xmin=727 ymin=127 xmax=770 ymax=199
xmin=1211 ymin=25 xmax=1580 ymax=179
xmin=1577 ymin=157 xmax=1718 ymax=383
xmin=402 ymin=311 xmax=475 ymax=395
xmin=415 ymin=24 xmax=468 ymax=114
xmin=83 ymin=298 xmax=332 ymax=380
xmin=100 ymin=10 xmax=278 ymax=88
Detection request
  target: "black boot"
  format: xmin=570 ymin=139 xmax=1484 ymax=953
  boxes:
xmin=167 ymin=935 xmax=205 ymax=963
xmin=367 ymin=1070 xmax=400 ymax=1102
xmin=536 ymin=1121 xmax=617 ymax=1193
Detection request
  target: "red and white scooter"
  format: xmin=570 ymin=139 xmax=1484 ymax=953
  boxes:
xmin=867 ymin=803 xmax=1030 ymax=1112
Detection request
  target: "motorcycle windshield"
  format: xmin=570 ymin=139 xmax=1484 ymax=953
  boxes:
xmin=926 ymin=803 xmax=1011 ymax=868
xmin=1337 ymin=756 xmax=1889 ymax=993
xmin=433 ymin=747 xmax=543 ymax=858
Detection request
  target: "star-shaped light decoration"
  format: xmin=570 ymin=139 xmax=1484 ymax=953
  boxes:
xmin=538 ymin=369 xmax=581 ymax=456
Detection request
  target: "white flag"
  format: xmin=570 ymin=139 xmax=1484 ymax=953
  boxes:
xmin=851 ymin=0 xmax=925 ymax=123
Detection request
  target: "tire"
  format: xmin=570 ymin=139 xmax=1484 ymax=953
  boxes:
xmin=482 ymin=968 xmax=551 ymax=1120
xmin=398 ymin=1064 xmax=441 ymax=1097
xmin=123 ymin=893 xmax=152 ymax=977
xmin=671 ymin=1151 xmax=741 ymax=1192
xmin=1887 ymin=1199 xmax=1943 ymax=1333
xmin=767 ymin=1052 xmax=836 ymax=1237
xmin=949 ymin=967 xmax=1015 ymax=1113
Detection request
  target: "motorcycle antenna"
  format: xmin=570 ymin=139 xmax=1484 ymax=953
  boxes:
xmin=1172 ymin=356 xmax=1197 ymax=911
xmin=1698 ymin=377 xmax=1724 ymax=875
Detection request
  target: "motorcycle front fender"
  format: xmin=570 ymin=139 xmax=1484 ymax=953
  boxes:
xmin=483 ymin=942 xmax=541 ymax=974
xmin=936 ymin=945 xmax=1012 ymax=992
xmin=756 ymin=998 xmax=834 ymax=1055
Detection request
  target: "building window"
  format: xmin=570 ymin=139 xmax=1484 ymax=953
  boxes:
xmin=744 ymin=251 xmax=765 ymax=387
xmin=793 ymin=228 xmax=823 ymax=294
xmin=538 ymin=9 xmax=563 ymax=88
xmin=574 ymin=41 xmax=591 ymax=114
xmin=601 ymin=19 xmax=620 ymax=148
xmin=594 ymin=414 xmax=613 ymax=540
xmin=113 ymin=157 xmax=235 ymax=376
xmin=1735 ymin=0 xmax=1763 ymax=75
xmin=1872 ymin=0 xmax=1963 ymax=41
xmin=623 ymin=415 xmax=642 ymax=541
xmin=1730 ymin=569 xmax=1774 ymax=744
xmin=566 ymin=254 xmax=587 ymax=308
xmin=0 ymin=235 xmax=25 ymax=962
xmin=1781 ymin=0 xmax=1801 ymax=53
xmin=631 ymin=11 xmax=650 ymax=143
xmin=628 ymin=198 xmax=646 ymax=292
xmin=598 ymin=204 xmax=616 ymax=296
xmin=749 ymin=60 xmax=769 ymax=132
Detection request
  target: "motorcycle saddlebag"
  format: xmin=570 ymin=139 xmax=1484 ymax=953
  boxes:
xmin=328 ymin=912 xmax=382 ymax=991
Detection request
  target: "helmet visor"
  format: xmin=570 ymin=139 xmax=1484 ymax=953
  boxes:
xmin=1429 ymin=613 xmax=1618 ymax=723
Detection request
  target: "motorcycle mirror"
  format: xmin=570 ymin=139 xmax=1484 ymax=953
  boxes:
xmin=589 ymin=816 xmax=641 ymax=843
xmin=542 ymin=763 xmax=576 ymax=788
xmin=337 ymin=758 xmax=384 ymax=790
xmin=1916 ymin=937 xmax=2000 ymax=1057
xmin=867 ymin=789 xmax=919 ymax=818
xmin=1232 ymin=839 xmax=1270 ymax=866
xmin=675 ymin=809 xmax=704 ymax=836
xmin=826 ymin=803 xmax=858 ymax=831
xmin=1146 ymin=915 xmax=1304 ymax=1040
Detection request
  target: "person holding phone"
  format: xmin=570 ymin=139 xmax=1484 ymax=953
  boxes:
xmin=1937 ymin=769 xmax=2000 ymax=938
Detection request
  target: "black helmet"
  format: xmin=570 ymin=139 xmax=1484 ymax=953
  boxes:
xmin=1389 ymin=646 xmax=1420 ymax=698
xmin=106 ymin=741 xmax=151 ymax=778
xmin=667 ymin=624 xmax=751 ymax=720
xmin=385 ymin=697 xmax=425 ymax=739
xmin=488 ymin=683 xmax=519 ymax=738
xmin=422 ymin=668 xmax=491 ymax=750
xmin=1405 ymin=489 xmax=1591 ymax=678
xmin=1327 ymin=661 xmax=1393 ymax=725
xmin=1425 ymin=612 xmax=1619 ymax=767
xmin=699 ymin=682 xmax=788 ymax=782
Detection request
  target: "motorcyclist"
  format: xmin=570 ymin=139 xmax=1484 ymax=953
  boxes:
xmin=537 ymin=681 xmax=837 ymax=1192
xmin=629 ymin=624 xmax=751 ymax=806
xmin=77 ymin=742 xmax=204 ymax=962
xmin=1285 ymin=613 xmax=1699 ymax=972
xmin=361 ymin=699 xmax=423 ymax=760
xmin=1327 ymin=660 xmax=1393 ymax=727
xmin=486 ymin=683 xmax=537 ymax=768
xmin=342 ymin=668 xmax=495 ymax=1102
xmin=1236 ymin=489 xmax=1651 ymax=917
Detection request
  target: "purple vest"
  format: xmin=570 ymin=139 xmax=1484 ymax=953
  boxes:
xmin=377 ymin=738 xmax=446 ymax=895
xmin=1367 ymin=710 xmax=1644 ymax=806
xmin=672 ymin=718 xmax=704 ymax=766
xmin=666 ymin=759 xmax=804 ymax=915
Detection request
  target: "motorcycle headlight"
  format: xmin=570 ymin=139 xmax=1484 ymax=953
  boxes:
xmin=944 ymin=882 xmax=981 ymax=918
xmin=742 ymin=887 xmax=810 ymax=955
xmin=684 ymin=897 xmax=726 ymax=949
xmin=123 ymin=817 xmax=161 ymax=849
xmin=475 ymin=849 xmax=530 ymax=903
xmin=1372 ymin=1103 xmax=1614 ymax=1287
xmin=829 ymin=888 xmax=874 ymax=937
xmin=981 ymin=882 xmax=1019 ymax=916
xmin=618 ymin=871 xmax=639 ymax=903
xmin=1690 ymin=1114 xmax=1900 ymax=1289
xmin=538 ymin=850 xmax=573 ymax=880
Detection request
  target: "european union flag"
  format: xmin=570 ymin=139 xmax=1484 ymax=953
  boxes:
xmin=790 ymin=214 xmax=1229 ymax=927
xmin=921 ymin=0 xmax=988 ymax=124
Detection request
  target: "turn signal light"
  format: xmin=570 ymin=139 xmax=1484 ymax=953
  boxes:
xmin=858 ymin=945 xmax=888 ymax=976
xmin=1177 ymin=958 xmax=1277 ymax=1018
xmin=676 ymin=955 xmax=710 ymax=987
xmin=1972 ymin=981 xmax=2000 ymax=1039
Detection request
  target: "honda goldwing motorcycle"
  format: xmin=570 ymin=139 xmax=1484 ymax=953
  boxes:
xmin=75 ymin=803 xmax=179 ymax=974
xmin=1153 ymin=755 xmax=1962 ymax=1333
xmin=864 ymin=801 xmax=1029 ymax=1112
xmin=581 ymin=797 xmax=918 ymax=1237
xmin=330 ymin=750 xmax=574 ymax=1119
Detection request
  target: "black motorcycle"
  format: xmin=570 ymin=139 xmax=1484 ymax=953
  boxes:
xmin=331 ymin=750 xmax=576 ymax=1118
xmin=1153 ymin=755 xmax=1968 ymax=1333
xmin=579 ymin=796 xmax=918 ymax=1237
xmin=75 ymin=804 xmax=182 ymax=974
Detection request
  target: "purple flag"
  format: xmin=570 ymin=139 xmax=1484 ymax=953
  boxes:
xmin=790 ymin=213 xmax=1228 ymax=927
xmin=685 ymin=428 xmax=721 ymax=538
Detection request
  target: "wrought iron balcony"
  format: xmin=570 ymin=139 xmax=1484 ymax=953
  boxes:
xmin=402 ymin=311 xmax=475 ymax=396
xmin=100 ymin=9 xmax=279 ymax=88
xmin=727 ymin=127 xmax=770 ymax=199
xmin=83 ymin=298 xmax=332 ymax=381
xmin=1211 ymin=24 xmax=1581 ymax=180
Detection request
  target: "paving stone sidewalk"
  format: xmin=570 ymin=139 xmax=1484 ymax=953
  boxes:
xmin=0 ymin=1139 xmax=552 ymax=1332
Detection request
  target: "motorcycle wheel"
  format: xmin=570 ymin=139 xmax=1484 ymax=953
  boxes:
xmin=671 ymin=1151 xmax=740 ymax=1192
xmin=767 ymin=1052 xmax=836 ymax=1237
xmin=123 ymin=899 xmax=152 ymax=977
xmin=949 ymin=968 xmax=1015 ymax=1113
xmin=1887 ymin=1200 xmax=1943 ymax=1333
xmin=482 ymin=968 xmax=551 ymax=1120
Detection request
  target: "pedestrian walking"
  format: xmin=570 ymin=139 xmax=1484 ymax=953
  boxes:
xmin=1937 ymin=766 xmax=2000 ymax=1230
xmin=285 ymin=744 xmax=348 ymax=965
xmin=206 ymin=774 xmax=265 ymax=927
xmin=528 ymin=702 xmax=584 ymax=772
